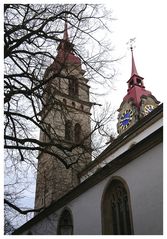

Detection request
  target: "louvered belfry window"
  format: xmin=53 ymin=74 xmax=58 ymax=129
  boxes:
xmin=69 ymin=78 xmax=78 ymax=97
xmin=65 ymin=120 xmax=72 ymax=141
xmin=74 ymin=123 xmax=81 ymax=143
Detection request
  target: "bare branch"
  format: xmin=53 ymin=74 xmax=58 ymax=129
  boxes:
xmin=4 ymin=199 xmax=44 ymax=215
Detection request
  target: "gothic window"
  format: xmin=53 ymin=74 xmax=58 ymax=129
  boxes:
xmin=74 ymin=123 xmax=81 ymax=143
xmin=69 ymin=78 xmax=78 ymax=97
xmin=57 ymin=209 xmax=73 ymax=235
xmin=65 ymin=120 xmax=72 ymax=141
xmin=102 ymin=178 xmax=133 ymax=235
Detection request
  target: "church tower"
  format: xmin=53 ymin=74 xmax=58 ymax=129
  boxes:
xmin=35 ymin=21 xmax=92 ymax=209
xmin=117 ymin=44 xmax=160 ymax=135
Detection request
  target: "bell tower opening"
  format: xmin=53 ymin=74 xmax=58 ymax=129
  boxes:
xmin=69 ymin=77 xmax=79 ymax=97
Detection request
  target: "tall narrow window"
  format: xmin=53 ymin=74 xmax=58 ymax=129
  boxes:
xmin=102 ymin=178 xmax=133 ymax=235
xmin=65 ymin=120 xmax=72 ymax=141
xmin=129 ymin=79 xmax=134 ymax=88
xmin=57 ymin=209 xmax=73 ymax=235
xmin=74 ymin=123 xmax=81 ymax=143
xmin=63 ymin=99 xmax=67 ymax=105
xmin=69 ymin=78 xmax=78 ymax=97
xmin=137 ymin=78 xmax=143 ymax=86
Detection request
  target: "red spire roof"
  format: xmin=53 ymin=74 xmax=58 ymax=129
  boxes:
xmin=123 ymin=47 xmax=151 ymax=108
xmin=55 ymin=20 xmax=81 ymax=66
xmin=131 ymin=47 xmax=138 ymax=76
xmin=44 ymin=21 xmax=81 ymax=76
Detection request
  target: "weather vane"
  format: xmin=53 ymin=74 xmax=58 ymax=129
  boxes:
xmin=127 ymin=37 xmax=136 ymax=51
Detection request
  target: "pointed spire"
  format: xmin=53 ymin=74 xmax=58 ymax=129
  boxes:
xmin=54 ymin=18 xmax=81 ymax=67
xmin=57 ymin=19 xmax=73 ymax=52
xmin=131 ymin=46 xmax=138 ymax=76
xmin=63 ymin=19 xmax=69 ymax=42
xmin=123 ymin=40 xmax=152 ymax=109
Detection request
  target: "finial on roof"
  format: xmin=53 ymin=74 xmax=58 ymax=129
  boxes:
xmin=128 ymin=37 xmax=136 ymax=50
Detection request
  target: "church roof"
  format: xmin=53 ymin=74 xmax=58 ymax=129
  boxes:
xmin=12 ymin=103 xmax=163 ymax=235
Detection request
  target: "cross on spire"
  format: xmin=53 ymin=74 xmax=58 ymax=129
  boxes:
xmin=127 ymin=37 xmax=136 ymax=51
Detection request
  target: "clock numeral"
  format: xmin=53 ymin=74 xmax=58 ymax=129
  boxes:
xmin=144 ymin=105 xmax=155 ymax=115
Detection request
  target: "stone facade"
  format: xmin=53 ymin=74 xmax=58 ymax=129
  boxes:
xmin=35 ymin=61 xmax=92 ymax=209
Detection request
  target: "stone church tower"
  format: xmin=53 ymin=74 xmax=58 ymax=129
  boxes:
xmin=35 ymin=21 xmax=92 ymax=209
xmin=117 ymin=45 xmax=160 ymax=135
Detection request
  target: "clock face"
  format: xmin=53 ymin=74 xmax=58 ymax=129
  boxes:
xmin=119 ymin=109 xmax=134 ymax=130
xmin=144 ymin=104 xmax=155 ymax=114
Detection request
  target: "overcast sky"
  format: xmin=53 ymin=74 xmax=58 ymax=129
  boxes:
xmin=104 ymin=0 xmax=166 ymax=108
xmin=90 ymin=0 xmax=166 ymax=134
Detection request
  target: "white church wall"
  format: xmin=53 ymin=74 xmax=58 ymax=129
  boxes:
xmin=67 ymin=142 xmax=163 ymax=235
xmin=68 ymin=179 xmax=106 ymax=234
xmin=104 ymin=142 xmax=163 ymax=235
xmin=21 ymin=141 xmax=162 ymax=235
xmin=119 ymin=142 xmax=163 ymax=235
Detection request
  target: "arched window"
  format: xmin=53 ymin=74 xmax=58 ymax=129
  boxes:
xmin=63 ymin=99 xmax=67 ymax=105
xmin=74 ymin=123 xmax=81 ymax=143
xmin=69 ymin=78 xmax=78 ymax=97
xmin=102 ymin=178 xmax=133 ymax=235
xmin=129 ymin=79 xmax=134 ymax=88
xmin=65 ymin=120 xmax=72 ymax=141
xmin=137 ymin=78 xmax=143 ymax=86
xmin=80 ymin=104 xmax=84 ymax=111
xmin=72 ymin=102 xmax=75 ymax=108
xmin=57 ymin=209 xmax=73 ymax=235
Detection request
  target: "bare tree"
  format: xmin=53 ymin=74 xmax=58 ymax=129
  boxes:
xmin=4 ymin=4 xmax=117 ymax=231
